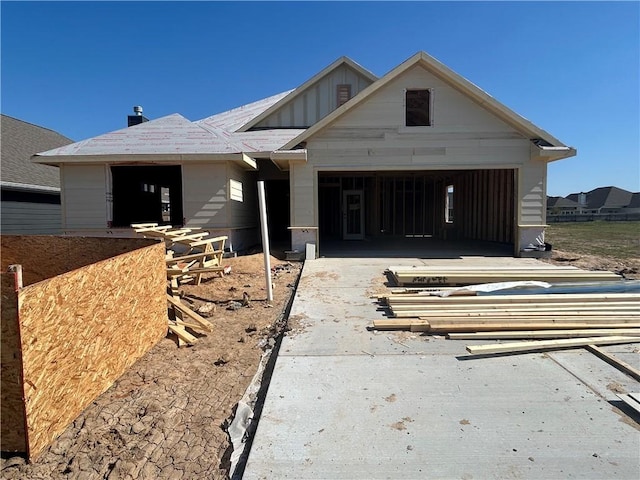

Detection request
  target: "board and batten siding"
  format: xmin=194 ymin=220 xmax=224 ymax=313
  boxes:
xmin=1 ymin=202 xmax=61 ymax=234
xmin=255 ymin=64 xmax=375 ymax=129
xmin=61 ymin=165 xmax=107 ymax=230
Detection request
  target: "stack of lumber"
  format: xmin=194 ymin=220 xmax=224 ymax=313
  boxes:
xmin=387 ymin=265 xmax=622 ymax=286
xmin=133 ymin=223 xmax=222 ymax=346
xmin=133 ymin=223 xmax=227 ymax=285
xmin=375 ymin=292 xmax=640 ymax=332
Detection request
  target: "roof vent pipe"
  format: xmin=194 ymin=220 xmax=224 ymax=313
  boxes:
xmin=128 ymin=106 xmax=149 ymax=127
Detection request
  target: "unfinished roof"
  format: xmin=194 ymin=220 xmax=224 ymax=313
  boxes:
xmin=1 ymin=114 xmax=73 ymax=188
xmin=280 ymin=51 xmax=576 ymax=160
xmin=196 ymin=90 xmax=293 ymax=132
xmin=34 ymin=92 xmax=303 ymax=164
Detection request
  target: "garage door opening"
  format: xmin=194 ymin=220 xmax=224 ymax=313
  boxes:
xmin=111 ymin=166 xmax=183 ymax=227
xmin=317 ymin=169 xmax=515 ymax=253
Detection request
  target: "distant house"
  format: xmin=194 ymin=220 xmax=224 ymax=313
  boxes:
xmin=567 ymin=186 xmax=634 ymax=215
xmin=34 ymin=52 xmax=576 ymax=255
xmin=1 ymin=115 xmax=73 ymax=234
xmin=546 ymin=196 xmax=580 ymax=216
xmin=548 ymin=186 xmax=640 ymax=222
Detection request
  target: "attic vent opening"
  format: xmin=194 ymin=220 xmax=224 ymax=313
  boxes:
xmin=337 ymin=84 xmax=352 ymax=107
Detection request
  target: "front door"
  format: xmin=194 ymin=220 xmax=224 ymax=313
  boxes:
xmin=343 ymin=190 xmax=364 ymax=240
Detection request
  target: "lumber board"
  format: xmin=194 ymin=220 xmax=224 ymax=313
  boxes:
xmin=189 ymin=235 xmax=228 ymax=248
xmin=466 ymin=336 xmax=640 ymax=355
xmin=372 ymin=319 xmax=430 ymax=330
xmin=167 ymin=324 xmax=198 ymax=345
xmin=388 ymin=265 xmax=581 ymax=271
xmin=585 ymin=345 xmax=640 ymax=382
xmin=392 ymin=309 xmax=640 ymax=318
xmin=385 ymin=293 xmax=640 ymax=303
xmin=447 ymin=329 xmax=640 ymax=340
xmin=166 ymin=252 xmax=212 ymax=263
xmin=616 ymin=393 xmax=640 ymax=414
xmin=167 ymin=295 xmax=214 ymax=332
xmin=424 ymin=321 xmax=639 ymax=333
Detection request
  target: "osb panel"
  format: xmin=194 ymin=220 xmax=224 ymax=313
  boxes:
xmin=1 ymin=272 xmax=27 ymax=453
xmin=0 ymin=236 xmax=160 ymax=287
xmin=17 ymin=241 xmax=167 ymax=459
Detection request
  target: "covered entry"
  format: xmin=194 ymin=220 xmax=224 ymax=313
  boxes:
xmin=317 ymin=169 xmax=515 ymax=248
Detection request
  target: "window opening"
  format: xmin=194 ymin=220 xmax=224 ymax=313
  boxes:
xmin=445 ymin=184 xmax=454 ymax=223
xmin=405 ymin=89 xmax=431 ymax=126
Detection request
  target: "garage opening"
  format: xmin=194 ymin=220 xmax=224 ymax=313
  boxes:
xmin=111 ymin=166 xmax=183 ymax=227
xmin=318 ymin=169 xmax=515 ymax=248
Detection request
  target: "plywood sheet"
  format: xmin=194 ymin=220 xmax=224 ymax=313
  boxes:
xmin=0 ymin=235 xmax=159 ymax=287
xmin=16 ymin=240 xmax=167 ymax=459
xmin=0 ymin=272 xmax=27 ymax=452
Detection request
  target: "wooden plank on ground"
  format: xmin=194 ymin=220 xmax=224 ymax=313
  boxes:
xmin=616 ymin=393 xmax=640 ymax=414
xmin=585 ymin=345 xmax=640 ymax=382
xmin=447 ymin=328 xmax=640 ymax=340
xmin=167 ymin=295 xmax=214 ymax=332
xmin=466 ymin=336 xmax=640 ymax=355
xmin=167 ymin=323 xmax=198 ymax=345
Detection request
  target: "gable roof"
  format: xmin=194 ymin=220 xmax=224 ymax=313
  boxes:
xmin=280 ymin=51 xmax=575 ymax=159
xmin=627 ymin=192 xmax=640 ymax=209
xmin=1 ymin=114 xmax=73 ymax=189
xmin=237 ymin=57 xmax=377 ymax=133
xmin=567 ymin=186 xmax=633 ymax=209
xmin=547 ymin=196 xmax=579 ymax=209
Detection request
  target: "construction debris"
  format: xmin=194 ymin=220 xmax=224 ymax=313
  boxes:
xmin=133 ymin=223 xmax=226 ymax=346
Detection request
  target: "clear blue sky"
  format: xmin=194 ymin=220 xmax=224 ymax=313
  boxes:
xmin=2 ymin=1 xmax=638 ymax=196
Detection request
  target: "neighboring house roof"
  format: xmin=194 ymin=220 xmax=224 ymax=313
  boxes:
xmin=280 ymin=51 xmax=576 ymax=160
xmin=547 ymin=196 xmax=579 ymax=209
xmin=567 ymin=186 xmax=633 ymax=210
xmin=627 ymin=192 xmax=640 ymax=209
xmin=1 ymin=114 xmax=73 ymax=189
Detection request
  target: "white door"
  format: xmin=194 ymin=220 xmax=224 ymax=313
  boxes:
xmin=343 ymin=190 xmax=364 ymax=240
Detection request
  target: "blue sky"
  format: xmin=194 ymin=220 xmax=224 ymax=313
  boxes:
xmin=2 ymin=1 xmax=638 ymax=196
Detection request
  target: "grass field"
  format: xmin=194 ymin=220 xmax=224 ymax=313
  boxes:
xmin=545 ymin=221 xmax=640 ymax=260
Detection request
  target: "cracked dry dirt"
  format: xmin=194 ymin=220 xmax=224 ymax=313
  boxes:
xmin=1 ymin=253 xmax=301 ymax=480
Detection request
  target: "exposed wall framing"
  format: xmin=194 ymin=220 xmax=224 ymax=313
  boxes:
xmin=456 ymin=169 xmax=515 ymax=244
xmin=0 ymin=236 xmax=167 ymax=460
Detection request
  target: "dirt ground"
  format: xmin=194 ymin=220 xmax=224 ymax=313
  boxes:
xmin=2 ymin=246 xmax=637 ymax=480
xmin=544 ymin=248 xmax=639 ymax=280
xmin=1 ymin=253 xmax=302 ymax=480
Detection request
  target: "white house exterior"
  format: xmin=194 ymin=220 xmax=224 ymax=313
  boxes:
xmin=34 ymin=52 xmax=576 ymax=255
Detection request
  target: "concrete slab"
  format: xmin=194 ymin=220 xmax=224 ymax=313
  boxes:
xmin=242 ymin=258 xmax=640 ymax=479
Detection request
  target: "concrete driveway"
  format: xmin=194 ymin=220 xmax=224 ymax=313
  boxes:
xmin=242 ymin=256 xmax=640 ymax=479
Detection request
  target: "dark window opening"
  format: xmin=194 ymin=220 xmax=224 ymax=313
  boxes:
xmin=1 ymin=189 xmax=60 ymax=204
xmin=405 ymin=89 xmax=431 ymax=126
xmin=111 ymin=166 xmax=183 ymax=227
xmin=337 ymin=84 xmax=352 ymax=107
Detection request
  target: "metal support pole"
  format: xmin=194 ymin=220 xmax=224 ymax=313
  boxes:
xmin=257 ymin=181 xmax=273 ymax=302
